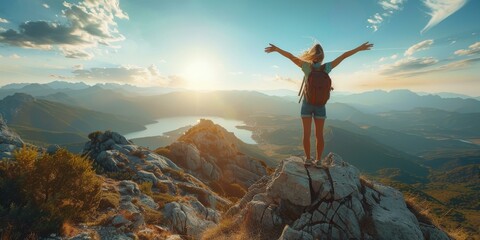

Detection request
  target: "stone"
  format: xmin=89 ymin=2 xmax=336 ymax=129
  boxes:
xmin=111 ymin=214 xmax=131 ymax=227
xmin=266 ymin=157 xmax=311 ymax=206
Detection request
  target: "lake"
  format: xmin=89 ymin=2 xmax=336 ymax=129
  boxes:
xmin=124 ymin=116 xmax=256 ymax=144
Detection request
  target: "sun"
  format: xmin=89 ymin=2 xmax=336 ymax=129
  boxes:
xmin=183 ymin=58 xmax=218 ymax=90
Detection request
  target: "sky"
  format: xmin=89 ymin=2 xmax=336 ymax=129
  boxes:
xmin=0 ymin=0 xmax=479 ymax=95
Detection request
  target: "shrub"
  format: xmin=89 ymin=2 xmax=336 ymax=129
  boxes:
xmin=177 ymin=183 xmax=210 ymax=207
xmin=139 ymin=182 xmax=153 ymax=197
xmin=404 ymin=195 xmax=434 ymax=225
xmin=98 ymin=191 xmax=120 ymax=211
xmin=163 ymin=168 xmax=188 ymax=182
xmin=0 ymin=147 xmax=102 ymax=237
xmin=223 ymin=183 xmax=247 ymax=199
xmin=130 ymin=149 xmax=147 ymax=159
xmin=155 ymin=147 xmax=172 ymax=160
xmin=151 ymin=193 xmax=178 ymax=209
xmin=155 ymin=182 xmax=170 ymax=193
xmin=88 ymin=131 xmax=103 ymax=141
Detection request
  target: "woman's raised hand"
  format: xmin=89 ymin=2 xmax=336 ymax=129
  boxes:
xmin=265 ymin=43 xmax=278 ymax=53
xmin=357 ymin=42 xmax=374 ymax=51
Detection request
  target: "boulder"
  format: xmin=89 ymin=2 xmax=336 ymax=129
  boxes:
xmin=227 ymin=154 xmax=449 ymax=240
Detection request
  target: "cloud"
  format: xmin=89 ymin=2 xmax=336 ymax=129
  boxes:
xmin=397 ymin=57 xmax=480 ymax=77
xmin=274 ymin=75 xmax=299 ymax=86
xmin=229 ymin=71 xmax=244 ymax=75
xmin=272 ymin=65 xmax=279 ymax=69
xmin=391 ymin=54 xmax=398 ymax=59
xmin=421 ymin=0 xmax=468 ymax=33
xmin=404 ymin=40 xmax=434 ymax=56
xmin=0 ymin=0 xmax=128 ymax=58
xmin=10 ymin=54 xmax=21 ymax=59
xmin=166 ymin=75 xmax=187 ymax=87
xmin=0 ymin=18 xmax=8 ymax=23
xmin=454 ymin=41 xmax=480 ymax=56
xmin=66 ymin=64 xmax=185 ymax=87
xmin=49 ymin=74 xmax=73 ymax=80
xmin=379 ymin=57 xmax=439 ymax=75
xmin=367 ymin=13 xmax=384 ymax=32
xmin=367 ymin=0 xmax=405 ymax=32
xmin=73 ymin=64 xmax=83 ymax=70
xmin=42 ymin=3 xmax=50 ymax=9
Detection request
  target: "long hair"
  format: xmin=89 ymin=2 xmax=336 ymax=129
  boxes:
xmin=298 ymin=43 xmax=324 ymax=64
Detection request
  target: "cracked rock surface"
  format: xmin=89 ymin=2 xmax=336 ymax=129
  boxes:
xmin=228 ymin=154 xmax=449 ymax=240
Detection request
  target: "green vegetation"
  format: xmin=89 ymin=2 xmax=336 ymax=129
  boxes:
xmin=0 ymin=147 xmax=102 ymax=238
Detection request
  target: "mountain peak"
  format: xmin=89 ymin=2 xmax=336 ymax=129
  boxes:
xmin=4 ymin=92 xmax=36 ymax=103
xmin=221 ymin=154 xmax=449 ymax=240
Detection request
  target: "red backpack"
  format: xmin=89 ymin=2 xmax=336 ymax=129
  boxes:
xmin=298 ymin=64 xmax=332 ymax=106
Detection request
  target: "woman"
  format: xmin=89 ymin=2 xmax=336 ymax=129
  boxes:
xmin=265 ymin=41 xmax=373 ymax=167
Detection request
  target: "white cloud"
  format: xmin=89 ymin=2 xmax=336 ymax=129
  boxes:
xmin=42 ymin=3 xmax=50 ymax=8
xmin=0 ymin=18 xmax=8 ymax=23
xmin=454 ymin=42 xmax=480 ymax=56
xmin=421 ymin=0 xmax=468 ymax=33
xmin=10 ymin=54 xmax=21 ymax=59
xmin=367 ymin=0 xmax=405 ymax=32
xmin=380 ymin=57 xmax=439 ymax=75
xmin=391 ymin=54 xmax=398 ymax=59
xmin=0 ymin=0 xmax=128 ymax=58
xmin=367 ymin=13 xmax=384 ymax=32
xmin=404 ymin=40 xmax=434 ymax=56
xmin=73 ymin=64 xmax=84 ymax=70
xmin=272 ymin=65 xmax=279 ymax=69
xmin=379 ymin=57 xmax=387 ymax=62
xmin=229 ymin=71 xmax=244 ymax=75
xmin=68 ymin=64 xmax=183 ymax=87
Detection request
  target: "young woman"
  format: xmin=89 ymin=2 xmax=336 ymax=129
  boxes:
xmin=265 ymin=41 xmax=373 ymax=167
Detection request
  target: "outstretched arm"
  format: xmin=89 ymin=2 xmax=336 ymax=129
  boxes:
xmin=265 ymin=43 xmax=303 ymax=68
xmin=331 ymin=42 xmax=373 ymax=69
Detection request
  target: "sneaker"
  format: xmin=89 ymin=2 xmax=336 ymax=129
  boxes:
xmin=313 ymin=159 xmax=324 ymax=168
xmin=304 ymin=157 xmax=313 ymax=166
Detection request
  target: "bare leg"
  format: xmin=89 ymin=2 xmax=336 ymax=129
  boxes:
xmin=313 ymin=118 xmax=325 ymax=160
xmin=301 ymin=117 xmax=313 ymax=159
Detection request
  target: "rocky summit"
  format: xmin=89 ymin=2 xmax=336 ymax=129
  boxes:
xmin=81 ymin=130 xmax=230 ymax=239
xmin=167 ymin=119 xmax=267 ymax=190
xmin=0 ymin=115 xmax=24 ymax=159
xmin=225 ymin=154 xmax=450 ymax=240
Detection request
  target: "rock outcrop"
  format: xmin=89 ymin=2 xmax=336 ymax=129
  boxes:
xmin=225 ymin=154 xmax=450 ymax=240
xmin=82 ymin=130 xmax=231 ymax=239
xmin=0 ymin=115 xmax=24 ymax=159
xmin=166 ymin=119 xmax=267 ymax=189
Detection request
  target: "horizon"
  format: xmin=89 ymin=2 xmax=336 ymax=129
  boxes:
xmin=0 ymin=0 xmax=479 ymax=95
xmin=1 ymin=80 xmax=479 ymax=98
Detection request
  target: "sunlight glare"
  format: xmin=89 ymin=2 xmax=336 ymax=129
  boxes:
xmin=184 ymin=58 xmax=218 ymax=90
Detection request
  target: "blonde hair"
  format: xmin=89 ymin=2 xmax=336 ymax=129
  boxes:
xmin=298 ymin=43 xmax=324 ymax=64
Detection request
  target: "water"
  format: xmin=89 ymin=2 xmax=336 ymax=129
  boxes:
xmin=124 ymin=116 xmax=256 ymax=144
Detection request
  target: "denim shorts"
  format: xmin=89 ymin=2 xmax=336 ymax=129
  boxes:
xmin=301 ymin=100 xmax=326 ymax=119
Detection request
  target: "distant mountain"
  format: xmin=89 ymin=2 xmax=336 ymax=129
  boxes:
xmin=0 ymin=83 xmax=58 ymax=99
xmin=46 ymin=80 xmax=90 ymax=90
xmin=331 ymin=89 xmax=480 ymax=113
xmin=258 ymin=89 xmax=297 ymax=96
xmin=327 ymin=120 xmax=479 ymax=155
xmin=373 ymin=108 xmax=480 ymax=139
xmin=38 ymin=92 xmax=78 ymax=106
xmin=0 ymin=83 xmax=30 ymax=89
xmin=139 ymin=90 xmax=299 ymax=119
xmin=323 ymin=126 xmax=429 ymax=180
xmin=0 ymin=93 xmax=148 ymax=147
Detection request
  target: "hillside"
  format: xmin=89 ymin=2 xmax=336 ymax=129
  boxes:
xmin=331 ymin=89 xmax=480 ymax=113
xmin=0 ymin=93 xmax=149 ymax=150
